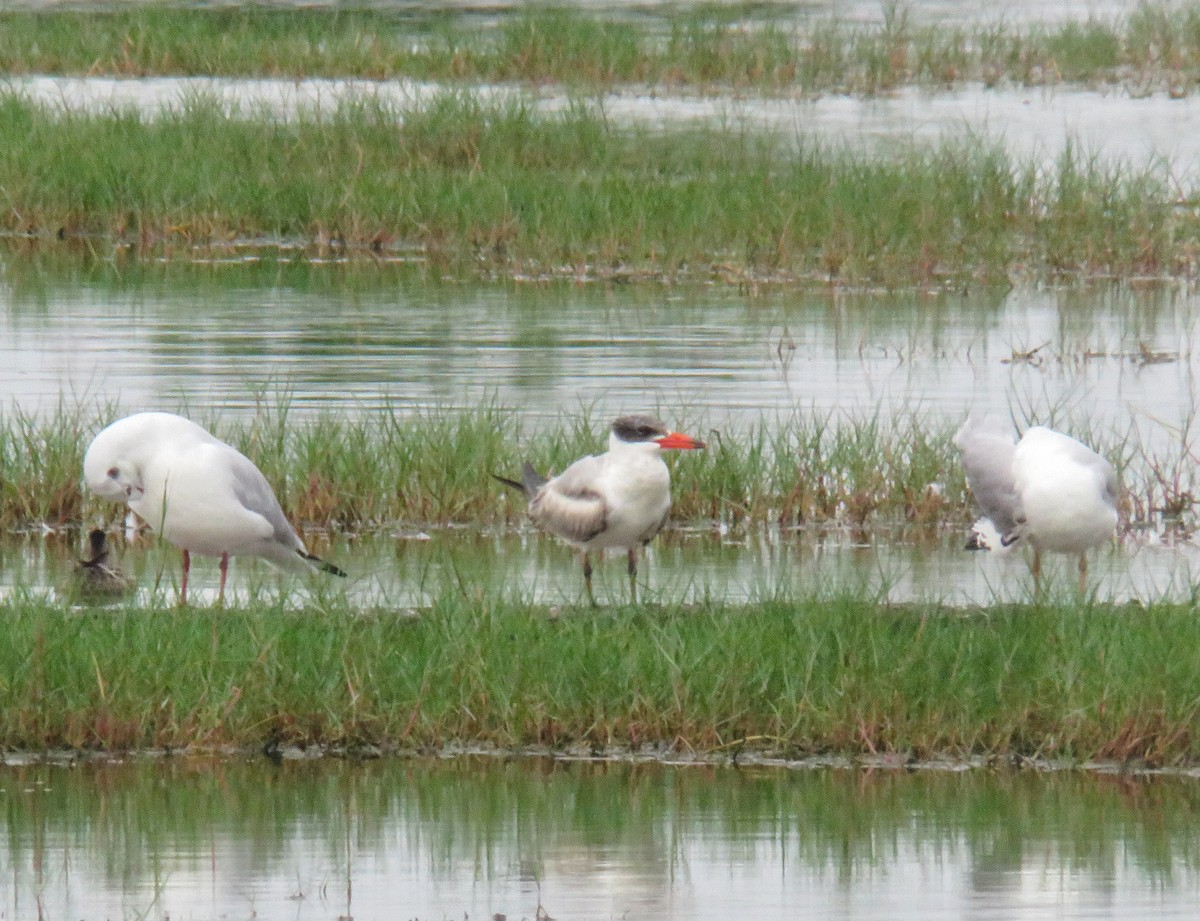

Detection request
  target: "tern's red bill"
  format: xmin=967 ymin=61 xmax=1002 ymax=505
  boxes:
xmin=655 ymin=432 xmax=706 ymax=450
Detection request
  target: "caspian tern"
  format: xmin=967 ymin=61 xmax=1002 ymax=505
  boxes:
xmin=954 ymin=414 xmax=1118 ymax=594
xmin=83 ymin=412 xmax=345 ymax=605
xmin=494 ymin=414 xmax=706 ymax=605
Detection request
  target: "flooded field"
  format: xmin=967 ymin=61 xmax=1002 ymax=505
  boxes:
xmin=12 ymin=76 xmax=1200 ymax=170
xmin=3 ymin=755 xmax=1200 ymax=921
xmin=2 ymin=3 xmax=1200 ymax=914
xmin=3 ymin=523 xmax=1197 ymax=608
xmin=3 ymin=261 xmax=1194 ymax=435
xmin=0 ymin=0 xmax=1147 ymax=27
xmin=3 ymin=262 xmax=1197 ymax=605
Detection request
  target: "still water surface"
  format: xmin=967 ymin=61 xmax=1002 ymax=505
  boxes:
xmin=6 ymin=525 xmax=1200 ymax=608
xmin=3 ymin=755 xmax=1199 ymax=921
xmin=3 ymin=260 xmax=1196 ymax=436
xmin=1 ymin=7 xmax=1195 ymax=915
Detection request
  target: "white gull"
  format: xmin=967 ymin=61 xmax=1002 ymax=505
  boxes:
xmin=955 ymin=414 xmax=1118 ymax=594
xmin=83 ymin=411 xmax=345 ymax=605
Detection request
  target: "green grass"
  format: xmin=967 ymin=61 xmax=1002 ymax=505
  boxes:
xmin=0 ymin=92 xmax=1187 ymax=285
xmin=2 ymin=398 xmax=1190 ymax=538
xmin=2 ymin=5 xmax=1200 ymax=95
xmin=1 ymin=592 xmax=1199 ymax=764
xmin=0 ymin=400 xmax=1105 ymax=535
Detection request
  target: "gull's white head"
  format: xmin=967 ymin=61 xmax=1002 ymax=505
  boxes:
xmin=85 ymin=453 xmax=145 ymax=503
xmin=83 ymin=412 xmax=210 ymax=505
xmin=84 ymin=421 xmax=145 ymax=503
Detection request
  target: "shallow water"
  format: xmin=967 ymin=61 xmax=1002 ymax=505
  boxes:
xmin=5 ymin=262 xmax=1200 ymax=604
xmin=3 ymin=260 xmax=1197 ymax=441
xmin=7 ymin=522 xmax=1199 ymax=608
xmin=12 ymin=75 xmax=1200 ymax=172
xmin=1 ymin=7 xmax=1194 ymax=917
xmin=1 ymin=0 xmax=1147 ymax=28
xmin=3 ymin=755 xmax=1200 ymax=921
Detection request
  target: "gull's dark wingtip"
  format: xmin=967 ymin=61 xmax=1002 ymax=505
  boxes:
xmin=301 ymin=551 xmax=347 ymax=578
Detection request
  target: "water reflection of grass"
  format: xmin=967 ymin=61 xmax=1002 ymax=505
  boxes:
xmin=0 ymin=92 xmax=1186 ymax=285
xmin=1 ymin=593 xmax=1199 ymax=764
xmin=4 ymin=758 xmax=1200 ymax=897
xmin=3 ymin=5 xmax=1200 ymax=96
xmin=4 ymin=401 xmax=1193 ymax=538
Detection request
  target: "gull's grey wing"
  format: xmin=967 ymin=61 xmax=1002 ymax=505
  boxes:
xmin=1083 ymin=446 xmax=1120 ymax=510
xmin=1102 ymin=462 xmax=1119 ymax=509
xmin=1020 ymin=425 xmax=1119 ymax=510
xmin=954 ymin=414 xmax=1022 ymax=538
xmin=528 ymin=454 xmax=608 ymax=544
xmin=224 ymin=446 xmax=305 ymax=552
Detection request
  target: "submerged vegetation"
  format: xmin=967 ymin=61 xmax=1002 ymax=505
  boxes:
xmin=1 ymin=594 xmax=1199 ymax=765
xmin=3 ymin=4 xmax=1200 ymax=96
xmin=0 ymin=92 xmax=1188 ymax=285
xmin=0 ymin=400 xmax=1192 ymax=539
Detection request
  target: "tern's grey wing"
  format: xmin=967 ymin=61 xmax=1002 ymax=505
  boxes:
xmin=954 ymin=415 xmax=1022 ymax=537
xmin=638 ymin=506 xmax=670 ymax=545
xmin=226 ymin=448 xmax=305 ymax=552
xmin=549 ymin=453 xmax=604 ymax=494
xmin=529 ymin=454 xmax=608 ymax=544
xmin=520 ymin=461 xmax=548 ymax=495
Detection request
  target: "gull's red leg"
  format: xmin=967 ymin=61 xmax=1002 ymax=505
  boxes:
xmin=218 ymin=552 xmax=230 ymax=606
xmin=180 ymin=548 xmax=190 ymax=606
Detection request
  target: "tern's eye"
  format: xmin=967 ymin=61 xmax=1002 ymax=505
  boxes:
xmin=106 ymin=466 xmax=119 ymax=479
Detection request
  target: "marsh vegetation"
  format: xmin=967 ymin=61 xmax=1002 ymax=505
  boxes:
xmin=4 ymin=5 xmax=1200 ymax=96
xmin=0 ymin=92 xmax=1187 ymax=285
xmin=0 ymin=3 xmax=1197 ymax=774
xmin=2 ymin=593 xmax=1198 ymax=765
xmin=2 ymin=400 xmax=1194 ymax=539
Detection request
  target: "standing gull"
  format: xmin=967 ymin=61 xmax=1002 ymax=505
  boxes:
xmin=494 ymin=414 xmax=706 ymax=605
xmin=954 ymin=414 xmax=1118 ymax=594
xmin=83 ymin=411 xmax=345 ymax=605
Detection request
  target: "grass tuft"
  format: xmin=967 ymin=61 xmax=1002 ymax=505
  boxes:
xmin=0 ymin=594 xmax=1199 ymax=764
xmin=1 ymin=398 xmax=1191 ymax=544
xmin=0 ymin=93 xmax=1191 ymax=285
xmin=5 ymin=5 xmax=1200 ymax=95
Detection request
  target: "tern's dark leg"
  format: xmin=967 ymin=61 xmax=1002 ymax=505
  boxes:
xmin=627 ymin=548 xmax=638 ymax=605
xmin=1078 ymin=552 xmax=1088 ymax=595
xmin=582 ymin=552 xmax=597 ymax=607
xmin=180 ymin=548 xmax=191 ymax=606
xmin=218 ymin=552 xmax=230 ymax=606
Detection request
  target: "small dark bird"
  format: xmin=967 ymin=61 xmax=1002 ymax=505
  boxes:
xmin=494 ymin=414 xmax=705 ymax=605
xmin=72 ymin=528 xmax=136 ymax=601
